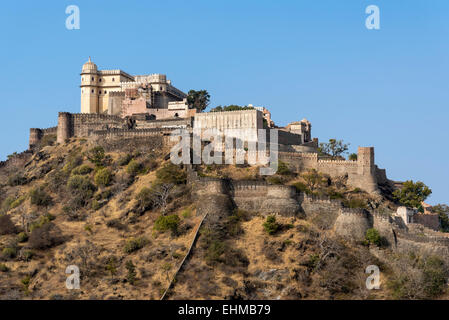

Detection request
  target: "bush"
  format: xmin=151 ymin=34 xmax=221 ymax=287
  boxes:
xmin=28 ymin=222 xmax=63 ymax=249
xmin=63 ymin=153 xmax=83 ymax=173
xmin=29 ymin=213 xmax=55 ymax=232
xmin=117 ymin=154 xmax=132 ymax=166
xmin=71 ymin=164 xmax=93 ymax=175
xmin=135 ymin=187 xmax=155 ymax=214
xmin=155 ymin=163 xmax=186 ymax=184
xmin=0 ymin=263 xmax=8 ymax=272
xmin=94 ymin=168 xmax=113 ymax=187
xmin=276 ymin=161 xmax=291 ymax=175
xmin=293 ymin=181 xmax=310 ymax=194
xmin=365 ymin=228 xmax=381 ymax=246
xmin=30 ymin=187 xmax=52 ymax=207
xmin=8 ymin=173 xmax=27 ymax=186
xmin=86 ymin=146 xmax=105 ymax=167
xmin=9 ymin=195 xmax=26 ymax=210
xmin=67 ymin=175 xmax=96 ymax=202
xmin=0 ymin=214 xmax=17 ymax=235
xmin=17 ymin=232 xmax=28 ymax=243
xmin=205 ymin=240 xmax=226 ymax=264
xmin=263 ymin=215 xmax=280 ymax=235
xmin=154 ymin=214 xmax=180 ymax=234
xmin=124 ymin=237 xmax=148 ymax=254
xmin=126 ymin=160 xmax=143 ymax=176
xmin=126 ymin=260 xmax=137 ymax=285
xmin=267 ymin=176 xmax=283 ymax=185
xmin=2 ymin=247 xmax=17 ymax=259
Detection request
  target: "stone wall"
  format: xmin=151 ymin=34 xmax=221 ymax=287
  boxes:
xmin=334 ymin=208 xmax=372 ymax=242
xmin=57 ymin=112 xmax=127 ymax=143
xmin=413 ymin=213 xmax=440 ymax=231
xmin=29 ymin=126 xmax=57 ymax=149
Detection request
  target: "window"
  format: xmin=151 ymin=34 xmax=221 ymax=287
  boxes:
xmin=99 ymin=90 xmax=102 ymax=94
xmin=99 ymin=78 xmax=102 ymax=82
xmin=112 ymin=78 xmax=115 ymax=82
xmin=92 ymin=77 xmax=94 ymax=81
xmin=104 ymin=90 xmax=107 ymax=94
xmin=91 ymin=89 xmax=94 ymax=93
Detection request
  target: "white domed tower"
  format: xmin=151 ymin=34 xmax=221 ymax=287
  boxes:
xmin=80 ymin=57 xmax=99 ymax=113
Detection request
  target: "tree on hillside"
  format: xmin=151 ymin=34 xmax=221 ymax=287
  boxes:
xmin=392 ymin=180 xmax=432 ymax=209
xmin=318 ymin=139 xmax=349 ymax=159
xmin=187 ymin=90 xmax=210 ymax=111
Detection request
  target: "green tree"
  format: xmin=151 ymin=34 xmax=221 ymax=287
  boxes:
xmin=393 ymin=180 xmax=432 ymax=208
xmin=348 ymin=153 xmax=358 ymax=161
xmin=365 ymin=228 xmax=381 ymax=246
xmin=187 ymin=90 xmax=210 ymax=111
xmin=301 ymin=169 xmax=325 ymax=192
xmin=86 ymin=146 xmax=105 ymax=167
xmin=318 ymin=139 xmax=350 ymax=159
xmin=94 ymin=168 xmax=113 ymax=187
xmin=263 ymin=215 xmax=280 ymax=235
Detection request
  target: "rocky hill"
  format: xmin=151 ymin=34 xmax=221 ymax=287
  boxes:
xmin=0 ymin=138 xmax=448 ymax=300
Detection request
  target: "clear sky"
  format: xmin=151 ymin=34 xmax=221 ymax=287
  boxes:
xmin=0 ymin=1 xmax=448 ymax=204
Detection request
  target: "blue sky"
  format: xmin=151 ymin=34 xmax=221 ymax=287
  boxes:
xmin=0 ymin=0 xmax=448 ymax=204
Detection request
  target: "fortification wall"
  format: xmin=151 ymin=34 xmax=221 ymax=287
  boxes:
xmin=412 ymin=214 xmax=440 ymax=232
xmin=29 ymin=127 xmax=57 ymax=149
xmin=136 ymin=117 xmax=193 ymax=129
xmin=57 ymin=112 xmax=126 ymax=143
xmin=334 ymin=208 xmax=372 ymax=242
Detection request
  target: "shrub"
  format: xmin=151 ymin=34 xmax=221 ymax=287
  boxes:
xmin=181 ymin=207 xmax=192 ymax=218
xmin=365 ymin=228 xmax=381 ymax=246
xmin=348 ymin=153 xmax=358 ymax=161
xmin=17 ymin=232 xmax=28 ymax=243
xmin=135 ymin=187 xmax=156 ymax=214
xmin=29 ymin=213 xmax=55 ymax=232
xmin=8 ymin=173 xmax=27 ymax=186
xmin=30 ymin=187 xmax=52 ymax=207
xmin=0 ymin=263 xmax=8 ymax=272
xmin=154 ymin=214 xmax=180 ymax=234
xmin=71 ymin=164 xmax=93 ymax=175
xmin=205 ymin=240 xmax=226 ymax=264
xmin=117 ymin=154 xmax=132 ymax=166
xmin=293 ymin=181 xmax=310 ymax=194
xmin=28 ymin=222 xmax=63 ymax=249
xmin=126 ymin=260 xmax=137 ymax=285
xmin=124 ymin=237 xmax=148 ymax=254
xmin=155 ymin=163 xmax=186 ymax=185
xmin=63 ymin=153 xmax=83 ymax=173
xmin=0 ymin=214 xmax=17 ymax=235
xmin=1 ymin=197 xmax=15 ymax=213
xmin=126 ymin=160 xmax=143 ymax=176
xmin=2 ymin=247 xmax=17 ymax=259
xmin=94 ymin=168 xmax=113 ymax=187
xmin=267 ymin=176 xmax=283 ymax=185
xmin=86 ymin=146 xmax=105 ymax=167
xmin=67 ymin=175 xmax=96 ymax=203
xmin=106 ymin=219 xmax=127 ymax=231
xmin=276 ymin=161 xmax=291 ymax=175
xmin=226 ymin=209 xmax=249 ymax=236
xmin=263 ymin=215 xmax=280 ymax=235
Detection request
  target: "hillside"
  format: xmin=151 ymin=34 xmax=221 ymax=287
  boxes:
xmin=0 ymin=138 xmax=448 ymax=300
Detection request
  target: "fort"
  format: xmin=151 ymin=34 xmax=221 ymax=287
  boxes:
xmin=22 ymin=58 xmax=441 ymax=239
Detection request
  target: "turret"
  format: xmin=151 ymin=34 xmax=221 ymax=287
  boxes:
xmin=80 ymin=57 xmax=99 ymax=114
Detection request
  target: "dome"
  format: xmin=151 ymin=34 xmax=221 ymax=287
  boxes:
xmin=81 ymin=57 xmax=97 ymax=73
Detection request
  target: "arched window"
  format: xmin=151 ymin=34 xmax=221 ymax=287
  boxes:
xmin=91 ymin=89 xmax=94 ymax=93
xmin=112 ymin=78 xmax=115 ymax=82
xmin=92 ymin=77 xmax=94 ymax=81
